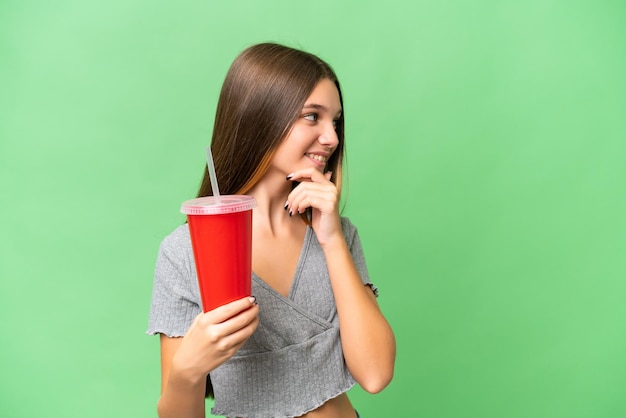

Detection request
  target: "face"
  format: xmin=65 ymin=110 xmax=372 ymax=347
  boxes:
xmin=270 ymin=78 xmax=342 ymax=176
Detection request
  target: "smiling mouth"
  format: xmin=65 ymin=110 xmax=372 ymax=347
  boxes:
xmin=306 ymin=153 xmax=328 ymax=163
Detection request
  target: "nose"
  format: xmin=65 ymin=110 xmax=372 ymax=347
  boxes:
xmin=318 ymin=125 xmax=339 ymax=149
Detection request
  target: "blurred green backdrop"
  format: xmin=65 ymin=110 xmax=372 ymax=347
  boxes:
xmin=1 ymin=0 xmax=625 ymax=417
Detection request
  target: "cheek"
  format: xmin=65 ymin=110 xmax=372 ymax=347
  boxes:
xmin=272 ymin=141 xmax=301 ymax=166
xmin=282 ymin=130 xmax=310 ymax=151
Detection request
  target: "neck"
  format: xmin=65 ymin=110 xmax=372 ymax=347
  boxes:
xmin=247 ymin=173 xmax=300 ymax=236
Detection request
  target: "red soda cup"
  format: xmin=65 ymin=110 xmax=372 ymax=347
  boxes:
xmin=181 ymin=195 xmax=257 ymax=312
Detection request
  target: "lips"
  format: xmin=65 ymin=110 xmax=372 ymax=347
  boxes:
xmin=306 ymin=153 xmax=328 ymax=163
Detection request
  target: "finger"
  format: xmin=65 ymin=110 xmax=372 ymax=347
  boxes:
xmin=288 ymin=181 xmax=326 ymax=202
xmin=288 ymin=178 xmax=335 ymax=201
xmin=210 ymin=306 xmax=259 ymax=353
xmin=212 ymin=321 xmax=259 ymax=363
xmin=287 ymin=187 xmax=313 ymax=215
xmin=203 ymin=296 xmax=257 ymax=324
xmin=226 ymin=315 xmax=259 ymax=349
xmin=224 ymin=307 xmax=259 ymax=341
xmin=288 ymin=185 xmax=336 ymax=215
xmin=287 ymin=168 xmax=329 ymax=184
xmin=288 ymin=191 xmax=322 ymax=215
xmin=211 ymin=303 xmax=259 ymax=338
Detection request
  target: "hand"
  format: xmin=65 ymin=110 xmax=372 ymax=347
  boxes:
xmin=172 ymin=297 xmax=259 ymax=381
xmin=286 ymin=168 xmax=342 ymax=246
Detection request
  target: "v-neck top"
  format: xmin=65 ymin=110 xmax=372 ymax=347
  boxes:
xmin=147 ymin=217 xmax=375 ymax=418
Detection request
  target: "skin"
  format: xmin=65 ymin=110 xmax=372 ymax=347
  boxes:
xmin=157 ymin=79 xmax=396 ymax=418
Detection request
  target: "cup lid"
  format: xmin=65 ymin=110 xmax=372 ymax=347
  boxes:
xmin=180 ymin=195 xmax=257 ymax=215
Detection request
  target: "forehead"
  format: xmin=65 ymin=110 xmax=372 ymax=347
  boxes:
xmin=304 ymin=79 xmax=342 ymax=114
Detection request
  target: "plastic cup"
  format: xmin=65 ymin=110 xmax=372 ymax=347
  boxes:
xmin=181 ymin=195 xmax=257 ymax=312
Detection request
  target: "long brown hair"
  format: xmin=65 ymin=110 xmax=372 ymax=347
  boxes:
xmin=199 ymin=43 xmax=346 ymax=398
xmin=197 ymin=42 xmax=345 ymax=198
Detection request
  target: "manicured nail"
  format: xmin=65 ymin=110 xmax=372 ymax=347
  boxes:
xmin=249 ymin=296 xmax=257 ymax=304
xmin=289 ymin=210 xmax=292 ymax=217
xmin=284 ymin=201 xmax=289 ymax=210
xmin=286 ymin=174 xmax=293 ymax=180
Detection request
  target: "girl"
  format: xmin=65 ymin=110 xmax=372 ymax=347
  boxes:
xmin=147 ymin=42 xmax=396 ymax=418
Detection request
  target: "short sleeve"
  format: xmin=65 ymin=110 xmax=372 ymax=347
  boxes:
xmin=341 ymin=218 xmax=379 ymax=297
xmin=146 ymin=225 xmax=202 ymax=337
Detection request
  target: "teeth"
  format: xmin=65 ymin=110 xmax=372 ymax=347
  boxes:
xmin=307 ymin=153 xmax=327 ymax=162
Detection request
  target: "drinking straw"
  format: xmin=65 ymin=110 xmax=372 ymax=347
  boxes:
xmin=205 ymin=146 xmax=221 ymax=203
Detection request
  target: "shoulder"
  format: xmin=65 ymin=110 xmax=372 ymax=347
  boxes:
xmin=156 ymin=223 xmax=194 ymax=270
xmin=159 ymin=223 xmax=191 ymax=254
xmin=340 ymin=216 xmax=359 ymax=241
xmin=153 ymin=223 xmax=198 ymax=296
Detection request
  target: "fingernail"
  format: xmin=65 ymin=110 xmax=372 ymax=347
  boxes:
xmin=289 ymin=210 xmax=292 ymax=217
xmin=286 ymin=174 xmax=293 ymax=180
xmin=249 ymin=296 xmax=257 ymax=304
xmin=284 ymin=201 xmax=289 ymax=210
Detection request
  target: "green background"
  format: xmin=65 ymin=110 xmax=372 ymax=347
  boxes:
xmin=1 ymin=1 xmax=625 ymax=417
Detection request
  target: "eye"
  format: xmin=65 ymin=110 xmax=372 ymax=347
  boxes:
xmin=303 ymin=113 xmax=318 ymax=122
xmin=332 ymin=119 xmax=339 ymax=129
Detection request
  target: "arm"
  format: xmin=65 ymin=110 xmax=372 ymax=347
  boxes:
xmin=322 ymin=234 xmax=396 ymax=393
xmin=157 ymin=336 xmax=205 ymax=418
xmin=156 ymin=297 xmax=259 ymax=418
xmin=286 ymin=169 xmax=396 ymax=393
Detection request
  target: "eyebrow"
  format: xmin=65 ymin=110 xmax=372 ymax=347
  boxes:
xmin=303 ymin=103 xmax=343 ymax=117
